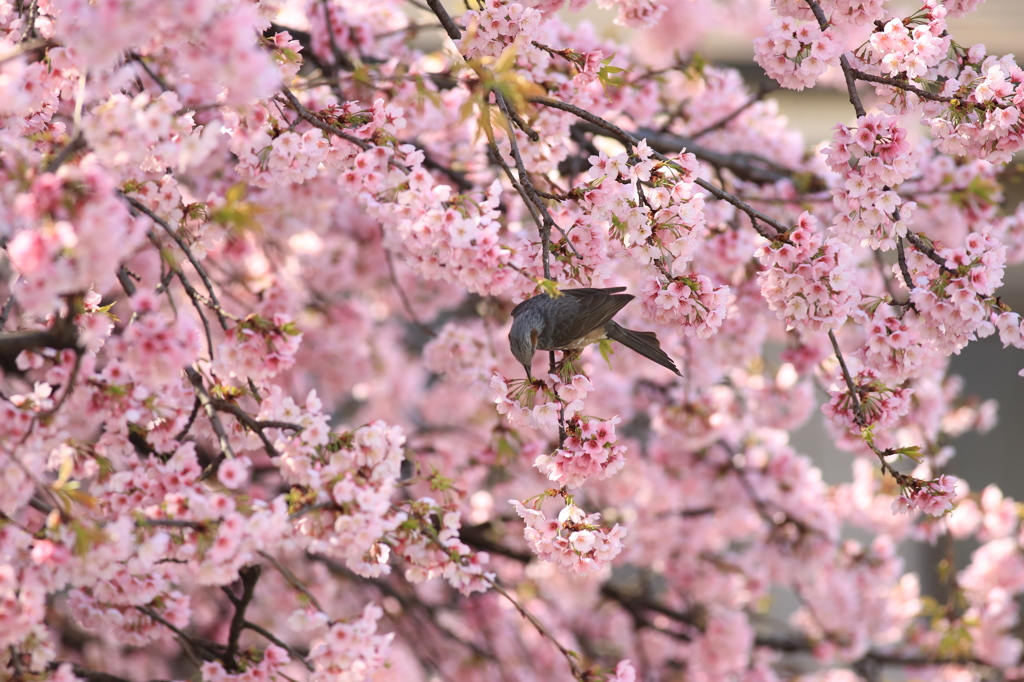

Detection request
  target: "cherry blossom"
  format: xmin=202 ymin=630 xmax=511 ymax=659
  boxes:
xmin=3 ymin=0 xmax=1024 ymax=680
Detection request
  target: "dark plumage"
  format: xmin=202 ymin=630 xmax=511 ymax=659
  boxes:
xmin=508 ymin=287 xmax=681 ymax=379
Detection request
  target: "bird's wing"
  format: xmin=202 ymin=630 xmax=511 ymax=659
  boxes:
xmin=511 ymin=286 xmax=627 ymax=318
xmin=547 ymin=289 xmax=633 ymax=347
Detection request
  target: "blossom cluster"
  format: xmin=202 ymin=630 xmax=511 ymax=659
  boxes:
xmin=891 ymin=474 xmax=958 ymax=516
xmin=510 ymin=500 xmax=627 ymax=574
xmin=753 ymin=17 xmax=844 ymax=91
xmin=458 ymin=1 xmax=543 ymax=60
xmin=640 ymin=274 xmax=730 ymax=338
xmin=6 ymin=158 xmax=146 ymax=316
xmin=903 ymin=230 xmax=1008 ymax=356
xmin=757 ymin=212 xmax=859 ymax=333
xmin=535 ymin=415 xmax=627 ymax=488
xmin=866 ymin=9 xmax=949 ymax=80
xmin=392 ymin=499 xmax=495 ymax=595
xmin=822 ymin=366 xmax=914 ymax=438
xmin=304 ymin=604 xmax=394 ymax=682
xmin=5 ymin=0 xmax=1024 ymax=679
xmin=825 ymin=113 xmax=918 ymax=250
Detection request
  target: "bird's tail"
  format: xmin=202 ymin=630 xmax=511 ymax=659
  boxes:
xmin=606 ymin=321 xmax=681 ymax=376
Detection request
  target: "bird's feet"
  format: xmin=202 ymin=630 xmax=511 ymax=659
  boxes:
xmin=553 ymin=350 xmax=584 ymax=384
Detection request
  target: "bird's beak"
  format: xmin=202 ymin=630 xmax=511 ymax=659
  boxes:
xmin=524 ymin=364 xmax=533 ymax=382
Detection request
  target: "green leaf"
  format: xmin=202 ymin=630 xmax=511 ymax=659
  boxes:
xmin=598 ymin=338 xmax=615 ymax=370
xmin=538 ymin=279 xmax=562 ymax=298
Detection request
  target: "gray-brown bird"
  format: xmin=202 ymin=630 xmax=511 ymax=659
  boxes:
xmin=508 ymin=287 xmax=681 ymax=380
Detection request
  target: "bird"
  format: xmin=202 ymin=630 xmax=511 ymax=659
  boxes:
xmin=508 ymin=286 xmax=681 ymax=380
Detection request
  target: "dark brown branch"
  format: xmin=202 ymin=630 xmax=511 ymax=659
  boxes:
xmin=136 ymin=605 xmax=224 ymax=662
xmin=185 ymin=366 xmax=236 ymax=472
xmin=0 ymin=291 xmax=14 ymax=328
xmin=34 ymin=349 xmax=82 ymax=420
xmin=0 ymin=313 xmax=80 ymax=370
xmin=482 ymin=120 xmax=550 ymax=275
xmin=504 ymin=103 xmax=540 ymax=142
xmin=530 ymin=96 xmax=786 ymax=238
xmin=125 ymin=195 xmax=229 ymax=330
xmin=840 ymin=55 xmax=868 ymax=119
xmin=459 ymin=522 xmax=533 ymax=563
xmin=146 ymin=231 xmax=216 ymax=358
xmin=896 ymin=238 xmax=915 ymax=294
xmin=173 ymin=396 xmax=202 ymax=442
xmin=127 ymin=52 xmax=168 ymax=92
xmin=43 ymin=132 xmax=86 ymax=173
xmin=319 ymin=0 xmax=355 ymax=73
xmin=828 ymin=329 xmax=863 ymax=419
xmin=51 ymin=664 xmax=134 ymax=682
xmin=904 ymin=231 xmax=948 ymax=268
xmin=421 ymin=152 xmax=473 ymax=191
xmin=425 ymin=0 xmax=461 ymax=41
xmin=258 ymin=550 xmax=326 ymax=613
xmin=488 ymin=578 xmax=585 ymax=679
xmin=206 ymin=396 xmax=301 ymax=458
xmin=139 ymin=518 xmax=208 ymax=529
xmin=279 ymin=86 xmax=371 ymax=152
xmin=571 ymin=117 xmax=796 ymax=187
xmin=487 ymin=94 xmax=580 ymax=264
xmin=224 ymin=565 xmax=261 ymax=671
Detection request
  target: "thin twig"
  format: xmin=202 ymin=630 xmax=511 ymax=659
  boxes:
xmin=383 ymin=242 xmax=436 ymax=337
xmin=279 ymin=86 xmax=372 ymax=152
xmin=185 ymin=367 xmax=236 ymax=473
xmin=34 ymin=350 xmax=83 ymax=420
xmin=125 ymin=195 xmax=229 ymax=329
xmin=136 ymin=605 xmax=222 ymax=661
xmin=528 ymin=96 xmax=786 ymax=238
xmin=208 ymin=396 xmax=301 ymax=457
xmin=147 ymin=231 xmax=216 ymax=358
xmin=242 ymin=621 xmax=315 ymax=671
xmin=173 ymin=396 xmax=202 ymax=442
xmin=43 ymin=132 xmax=86 ymax=173
xmin=0 ymin=290 xmax=17 ymax=329
xmin=488 ymin=579 xmax=584 ymax=679
xmin=127 ymin=52 xmax=168 ymax=91
xmin=258 ymin=550 xmax=326 ymax=613
xmin=690 ymin=82 xmax=777 ymax=139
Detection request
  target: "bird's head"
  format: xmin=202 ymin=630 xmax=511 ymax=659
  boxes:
xmin=508 ymin=310 xmax=541 ymax=381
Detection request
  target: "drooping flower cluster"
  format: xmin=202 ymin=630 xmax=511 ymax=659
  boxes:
xmin=392 ymin=499 xmax=495 ymax=595
xmin=535 ymin=415 xmax=626 ymax=488
xmin=853 ymin=306 xmax=928 ymax=382
xmin=923 ymin=50 xmax=1024 ymax=164
xmin=902 ymin=229 xmax=1008 ymax=356
xmin=282 ymin=418 xmax=406 ymax=576
xmin=640 ymin=274 xmax=730 ymax=338
xmin=753 ymin=17 xmax=844 ymax=90
xmin=757 ymin=212 xmax=859 ymax=333
xmin=866 ymin=9 xmax=949 ymax=79
xmin=825 ymin=113 xmax=919 ymax=249
xmin=822 ymin=365 xmax=914 ymax=440
xmin=891 ymin=474 xmax=958 ymax=516
xmin=491 ymin=372 xmax=588 ymax=430
xmin=510 ymin=500 xmax=627 ymax=574
xmin=458 ymin=0 xmax=543 ymax=60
